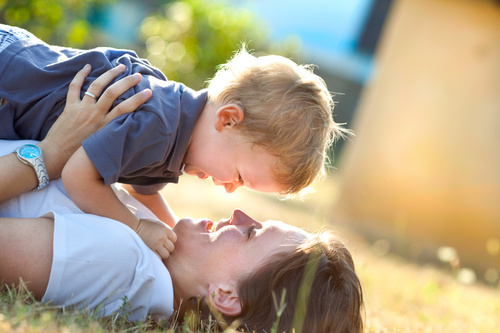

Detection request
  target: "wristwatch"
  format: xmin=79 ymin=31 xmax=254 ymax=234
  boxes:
xmin=14 ymin=144 xmax=49 ymax=191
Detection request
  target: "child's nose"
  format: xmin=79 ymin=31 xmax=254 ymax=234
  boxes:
xmin=212 ymin=178 xmax=241 ymax=193
xmin=223 ymin=181 xmax=241 ymax=193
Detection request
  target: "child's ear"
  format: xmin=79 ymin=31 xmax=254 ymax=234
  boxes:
xmin=215 ymin=104 xmax=244 ymax=131
xmin=207 ymin=283 xmax=242 ymax=316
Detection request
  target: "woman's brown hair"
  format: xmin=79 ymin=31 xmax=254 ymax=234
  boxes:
xmin=234 ymin=231 xmax=364 ymax=333
xmin=181 ymin=231 xmax=363 ymax=332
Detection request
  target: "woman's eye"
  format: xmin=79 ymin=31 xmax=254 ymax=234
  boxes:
xmin=246 ymin=224 xmax=256 ymax=240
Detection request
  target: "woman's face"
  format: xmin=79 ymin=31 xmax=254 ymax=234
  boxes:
xmin=166 ymin=209 xmax=309 ymax=299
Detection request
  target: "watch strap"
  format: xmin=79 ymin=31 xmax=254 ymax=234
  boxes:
xmin=32 ymin=154 xmax=49 ymax=191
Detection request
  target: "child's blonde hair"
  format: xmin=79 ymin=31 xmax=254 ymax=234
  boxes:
xmin=207 ymin=46 xmax=349 ymax=196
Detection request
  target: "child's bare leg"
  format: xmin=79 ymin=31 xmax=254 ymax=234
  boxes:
xmin=0 ymin=217 xmax=53 ymax=300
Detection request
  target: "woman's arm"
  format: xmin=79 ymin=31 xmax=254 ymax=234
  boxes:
xmin=0 ymin=216 xmax=54 ymax=300
xmin=0 ymin=64 xmax=152 ymax=203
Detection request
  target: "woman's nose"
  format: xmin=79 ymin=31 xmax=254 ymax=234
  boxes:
xmin=231 ymin=209 xmax=263 ymax=228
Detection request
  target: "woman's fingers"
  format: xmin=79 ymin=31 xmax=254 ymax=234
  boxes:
xmin=66 ymin=64 xmax=92 ymax=104
xmin=104 ymin=89 xmax=152 ymax=124
xmin=83 ymin=64 xmax=126 ymax=101
xmin=40 ymin=65 xmax=151 ymax=178
xmin=97 ymin=72 xmax=143 ymax=111
xmin=81 ymin=65 xmax=152 ymax=124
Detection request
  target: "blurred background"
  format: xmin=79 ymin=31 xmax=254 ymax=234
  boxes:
xmin=2 ymin=0 xmax=499 ymax=330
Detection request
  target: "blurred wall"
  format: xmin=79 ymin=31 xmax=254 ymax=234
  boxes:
xmin=334 ymin=0 xmax=500 ymax=278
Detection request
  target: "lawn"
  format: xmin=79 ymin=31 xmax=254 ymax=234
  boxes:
xmin=1 ymin=175 xmax=499 ymax=332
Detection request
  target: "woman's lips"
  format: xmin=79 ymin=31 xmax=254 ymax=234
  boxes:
xmin=201 ymin=219 xmax=215 ymax=233
xmin=200 ymin=218 xmax=231 ymax=233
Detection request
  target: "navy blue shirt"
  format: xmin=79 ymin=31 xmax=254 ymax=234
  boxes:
xmin=0 ymin=36 xmax=207 ymax=189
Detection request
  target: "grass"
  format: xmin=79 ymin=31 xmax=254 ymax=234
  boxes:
xmin=1 ymin=175 xmax=499 ymax=332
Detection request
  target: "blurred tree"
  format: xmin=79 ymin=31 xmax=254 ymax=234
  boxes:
xmin=139 ymin=0 xmax=301 ymax=89
xmin=0 ymin=0 xmax=115 ymax=46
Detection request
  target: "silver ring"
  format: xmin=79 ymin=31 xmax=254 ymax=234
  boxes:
xmin=84 ymin=91 xmax=98 ymax=99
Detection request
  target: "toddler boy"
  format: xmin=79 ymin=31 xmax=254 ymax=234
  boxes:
xmin=0 ymin=25 xmax=348 ymax=259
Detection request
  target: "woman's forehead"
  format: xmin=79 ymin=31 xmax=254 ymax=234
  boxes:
xmin=261 ymin=220 xmax=309 ymax=242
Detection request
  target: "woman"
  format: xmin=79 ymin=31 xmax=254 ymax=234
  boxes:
xmin=0 ymin=142 xmax=364 ymax=332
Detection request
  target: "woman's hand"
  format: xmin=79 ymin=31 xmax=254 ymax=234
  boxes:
xmin=39 ymin=64 xmax=152 ymax=179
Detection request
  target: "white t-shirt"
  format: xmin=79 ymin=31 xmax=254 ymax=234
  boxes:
xmin=0 ymin=140 xmax=174 ymax=321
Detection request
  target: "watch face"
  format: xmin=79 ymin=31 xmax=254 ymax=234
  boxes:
xmin=19 ymin=144 xmax=41 ymax=159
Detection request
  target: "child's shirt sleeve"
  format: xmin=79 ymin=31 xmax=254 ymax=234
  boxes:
xmin=81 ymin=83 xmax=180 ymax=186
xmin=81 ymin=79 xmax=207 ymax=187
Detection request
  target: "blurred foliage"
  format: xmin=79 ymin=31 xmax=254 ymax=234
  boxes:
xmin=1 ymin=0 xmax=302 ymax=89
xmin=0 ymin=0 xmax=332 ymax=164
xmin=138 ymin=0 xmax=301 ymax=89
xmin=0 ymin=0 xmax=115 ymax=46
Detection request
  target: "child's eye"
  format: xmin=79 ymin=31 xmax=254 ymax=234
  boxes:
xmin=246 ymin=224 xmax=256 ymax=240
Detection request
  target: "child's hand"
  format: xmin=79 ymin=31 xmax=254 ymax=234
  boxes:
xmin=136 ymin=218 xmax=177 ymax=260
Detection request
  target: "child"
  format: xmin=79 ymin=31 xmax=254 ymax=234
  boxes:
xmin=0 ymin=25 xmax=348 ymax=259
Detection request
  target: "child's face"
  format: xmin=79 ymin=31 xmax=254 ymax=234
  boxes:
xmin=183 ymin=129 xmax=283 ymax=194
